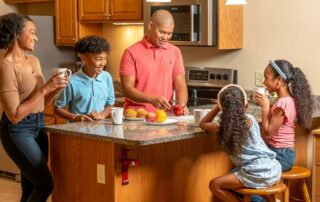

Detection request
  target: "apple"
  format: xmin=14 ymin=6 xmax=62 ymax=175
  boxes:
xmin=173 ymin=105 xmax=184 ymax=116
xmin=146 ymin=112 xmax=156 ymax=122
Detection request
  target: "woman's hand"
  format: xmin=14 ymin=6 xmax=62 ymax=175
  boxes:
xmin=42 ymin=74 xmax=69 ymax=95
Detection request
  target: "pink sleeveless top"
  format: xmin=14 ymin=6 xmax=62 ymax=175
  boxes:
xmin=267 ymin=96 xmax=296 ymax=148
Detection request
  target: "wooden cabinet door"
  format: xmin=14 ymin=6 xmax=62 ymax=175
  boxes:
xmin=217 ymin=0 xmax=243 ymax=49
xmin=79 ymin=0 xmax=142 ymax=21
xmin=110 ymin=0 xmax=142 ymax=21
xmin=78 ymin=0 xmax=110 ymax=21
xmin=55 ymin=0 xmax=78 ymax=46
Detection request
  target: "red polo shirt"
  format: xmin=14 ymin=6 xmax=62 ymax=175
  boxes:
xmin=120 ymin=36 xmax=185 ymax=112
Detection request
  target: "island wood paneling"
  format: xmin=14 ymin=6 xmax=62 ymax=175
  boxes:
xmin=114 ymin=136 xmax=232 ymax=202
xmin=51 ymin=134 xmax=115 ymax=202
xmin=50 ymin=133 xmax=232 ymax=202
xmin=49 ymin=121 xmax=314 ymax=202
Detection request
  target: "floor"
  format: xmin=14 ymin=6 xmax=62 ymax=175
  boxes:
xmin=0 ymin=177 xmax=51 ymax=202
xmin=0 ymin=177 xmax=21 ymax=202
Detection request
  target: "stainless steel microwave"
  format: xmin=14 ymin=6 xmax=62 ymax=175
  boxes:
xmin=143 ymin=0 xmax=217 ymax=46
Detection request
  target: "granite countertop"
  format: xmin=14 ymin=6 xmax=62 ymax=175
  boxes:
xmin=45 ymin=116 xmax=207 ymax=146
xmin=46 ymin=100 xmax=320 ymax=146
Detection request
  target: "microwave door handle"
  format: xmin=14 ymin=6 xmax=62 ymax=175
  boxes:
xmin=190 ymin=5 xmax=200 ymax=42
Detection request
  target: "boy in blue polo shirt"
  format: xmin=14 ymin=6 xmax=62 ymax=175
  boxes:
xmin=54 ymin=35 xmax=115 ymax=122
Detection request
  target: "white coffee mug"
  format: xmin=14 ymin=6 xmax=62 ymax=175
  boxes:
xmin=254 ymin=87 xmax=267 ymax=95
xmin=52 ymin=67 xmax=72 ymax=78
xmin=193 ymin=109 xmax=210 ymax=126
xmin=253 ymin=87 xmax=267 ymax=103
xmin=111 ymin=107 xmax=124 ymax=125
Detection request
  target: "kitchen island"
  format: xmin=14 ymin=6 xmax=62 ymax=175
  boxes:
xmin=46 ymin=116 xmax=231 ymax=202
xmin=45 ymin=101 xmax=320 ymax=202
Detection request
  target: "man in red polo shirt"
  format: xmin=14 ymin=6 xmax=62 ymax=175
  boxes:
xmin=120 ymin=9 xmax=188 ymax=113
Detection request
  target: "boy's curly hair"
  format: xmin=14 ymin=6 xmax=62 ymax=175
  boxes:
xmin=271 ymin=60 xmax=313 ymax=130
xmin=218 ymin=86 xmax=249 ymax=155
xmin=74 ymin=35 xmax=111 ymax=54
xmin=0 ymin=13 xmax=32 ymax=49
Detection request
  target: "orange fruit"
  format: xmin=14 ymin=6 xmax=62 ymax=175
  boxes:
xmin=155 ymin=109 xmax=167 ymax=123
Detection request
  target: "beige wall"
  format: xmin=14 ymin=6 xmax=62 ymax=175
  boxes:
xmin=103 ymin=0 xmax=320 ymax=95
xmin=103 ymin=24 xmax=144 ymax=80
xmin=0 ymin=1 xmax=16 ymax=14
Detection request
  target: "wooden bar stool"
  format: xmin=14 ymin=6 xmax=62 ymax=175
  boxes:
xmin=281 ymin=166 xmax=311 ymax=202
xmin=234 ymin=183 xmax=289 ymax=202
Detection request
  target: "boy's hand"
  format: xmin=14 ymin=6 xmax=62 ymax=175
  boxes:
xmin=89 ymin=111 xmax=104 ymax=120
xmin=74 ymin=115 xmax=93 ymax=122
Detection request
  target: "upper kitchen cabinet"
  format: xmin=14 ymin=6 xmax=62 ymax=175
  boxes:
xmin=55 ymin=0 xmax=78 ymax=46
xmin=55 ymin=0 xmax=103 ymax=46
xmin=3 ymin=0 xmax=53 ymax=2
xmin=217 ymin=0 xmax=243 ymax=49
xmin=78 ymin=0 xmax=142 ymax=22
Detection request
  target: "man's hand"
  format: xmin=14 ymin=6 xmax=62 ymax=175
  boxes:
xmin=150 ymin=96 xmax=171 ymax=110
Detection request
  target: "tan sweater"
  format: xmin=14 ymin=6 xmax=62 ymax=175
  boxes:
xmin=0 ymin=54 xmax=45 ymax=120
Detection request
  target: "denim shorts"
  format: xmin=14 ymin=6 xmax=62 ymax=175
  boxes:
xmin=267 ymin=144 xmax=295 ymax=172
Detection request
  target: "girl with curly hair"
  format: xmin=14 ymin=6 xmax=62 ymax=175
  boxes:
xmin=200 ymin=84 xmax=281 ymax=202
xmin=0 ymin=13 xmax=69 ymax=201
xmin=254 ymin=59 xmax=313 ymax=172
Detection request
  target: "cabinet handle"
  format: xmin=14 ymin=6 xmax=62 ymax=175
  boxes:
xmin=104 ymin=13 xmax=112 ymax=17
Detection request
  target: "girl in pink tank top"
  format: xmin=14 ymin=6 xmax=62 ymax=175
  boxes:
xmin=254 ymin=59 xmax=313 ymax=171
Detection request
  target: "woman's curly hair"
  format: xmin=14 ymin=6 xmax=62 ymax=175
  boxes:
xmin=218 ymin=86 xmax=249 ymax=155
xmin=271 ymin=60 xmax=313 ymax=130
xmin=0 ymin=13 xmax=32 ymax=49
xmin=74 ymin=35 xmax=111 ymax=54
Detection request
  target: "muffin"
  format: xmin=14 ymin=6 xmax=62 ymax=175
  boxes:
xmin=124 ymin=108 xmax=137 ymax=118
xmin=137 ymin=108 xmax=149 ymax=118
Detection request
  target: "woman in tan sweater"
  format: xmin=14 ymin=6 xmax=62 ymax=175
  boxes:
xmin=0 ymin=13 xmax=68 ymax=202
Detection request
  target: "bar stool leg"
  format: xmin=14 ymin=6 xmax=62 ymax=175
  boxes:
xmin=301 ymin=179 xmax=310 ymax=202
xmin=284 ymin=186 xmax=289 ymax=202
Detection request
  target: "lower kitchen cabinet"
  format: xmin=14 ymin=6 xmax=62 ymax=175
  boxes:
xmin=313 ymin=129 xmax=320 ymax=202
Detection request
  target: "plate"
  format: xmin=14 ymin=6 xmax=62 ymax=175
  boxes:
xmin=147 ymin=118 xmax=178 ymax=126
xmin=124 ymin=117 xmax=145 ymax=121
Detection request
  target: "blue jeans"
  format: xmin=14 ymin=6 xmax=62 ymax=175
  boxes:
xmin=268 ymin=144 xmax=296 ymax=172
xmin=0 ymin=113 xmax=53 ymax=202
xmin=251 ymin=145 xmax=296 ymax=202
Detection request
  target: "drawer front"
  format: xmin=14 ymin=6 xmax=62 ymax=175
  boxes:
xmin=315 ymin=137 xmax=320 ymax=165
xmin=315 ymin=166 xmax=320 ymax=196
